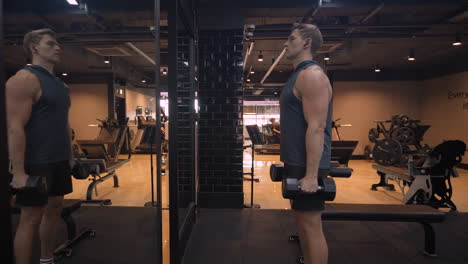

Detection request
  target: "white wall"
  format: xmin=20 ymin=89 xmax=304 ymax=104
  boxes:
xmin=69 ymin=84 xmax=108 ymax=140
xmin=332 ymin=81 xmax=423 ymax=155
xmin=420 ymin=72 xmax=468 ymax=147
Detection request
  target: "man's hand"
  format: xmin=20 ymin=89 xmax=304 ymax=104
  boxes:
xmin=10 ymin=172 xmax=29 ymax=189
xmin=299 ymin=176 xmax=319 ymax=193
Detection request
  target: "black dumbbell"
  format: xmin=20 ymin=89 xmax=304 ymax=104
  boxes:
xmin=282 ymin=177 xmax=336 ymax=201
xmin=270 ymin=164 xmax=284 ymax=182
xmin=270 ymin=164 xmax=352 ymax=182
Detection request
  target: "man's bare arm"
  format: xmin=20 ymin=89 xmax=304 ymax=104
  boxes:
xmin=295 ymin=67 xmax=332 ymax=179
xmin=6 ymin=71 xmax=38 ymax=177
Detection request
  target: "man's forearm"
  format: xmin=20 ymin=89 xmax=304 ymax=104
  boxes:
xmin=304 ymin=127 xmax=325 ymax=179
xmin=7 ymin=126 xmax=26 ymax=174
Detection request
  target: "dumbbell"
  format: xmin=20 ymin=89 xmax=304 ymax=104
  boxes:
xmin=282 ymin=177 xmax=336 ymax=201
xmin=270 ymin=164 xmax=352 ymax=182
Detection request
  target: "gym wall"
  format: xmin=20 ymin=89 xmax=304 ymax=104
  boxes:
xmin=69 ymin=84 xmax=108 ymax=140
xmin=332 ymin=81 xmax=423 ymax=155
xmin=125 ymin=87 xmax=156 ymax=121
xmin=420 ymin=71 xmax=468 ymax=147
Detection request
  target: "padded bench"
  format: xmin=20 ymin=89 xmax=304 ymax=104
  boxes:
xmin=291 ymin=203 xmax=446 ymax=259
xmin=11 ymin=199 xmax=95 ymax=258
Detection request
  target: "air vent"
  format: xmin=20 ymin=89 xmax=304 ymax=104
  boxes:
xmin=86 ymin=45 xmax=133 ymax=56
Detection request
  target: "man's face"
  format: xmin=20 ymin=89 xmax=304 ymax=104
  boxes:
xmin=31 ymin=34 xmax=61 ymax=64
xmin=284 ymin=29 xmax=305 ymax=60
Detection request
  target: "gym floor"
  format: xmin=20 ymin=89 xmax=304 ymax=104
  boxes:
xmin=12 ymin=151 xmax=467 ymax=263
xmin=65 ymin=150 xmax=468 ymax=212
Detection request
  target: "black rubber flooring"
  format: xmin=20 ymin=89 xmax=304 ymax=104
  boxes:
xmin=11 ymin=206 xmax=160 ymax=264
xmin=11 ymin=207 xmax=468 ymax=264
xmin=182 ymin=209 xmax=468 ymax=264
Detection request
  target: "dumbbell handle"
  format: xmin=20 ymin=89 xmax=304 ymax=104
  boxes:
xmin=297 ymin=185 xmax=324 ymax=191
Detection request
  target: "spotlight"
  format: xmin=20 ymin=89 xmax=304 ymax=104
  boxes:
xmin=258 ymin=51 xmax=264 ymax=62
xmin=250 ymin=68 xmax=255 ymax=74
xmin=324 ymin=53 xmax=330 ymax=61
xmin=104 ymin=56 xmax=110 ymax=64
xmin=453 ymin=35 xmax=462 ymax=46
xmin=66 ymin=0 xmax=78 ymax=5
xmin=62 ymin=73 xmax=68 ymax=76
xmin=374 ymin=65 xmax=381 ymax=73
xmin=246 ymin=78 xmax=251 ymax=82
xmin=162 ymin=68 xmax=168 ymax=75
xmin=408 ymin=49 xmax=416 ymax=61
xmin=142 ymin=79 xmax=146 ymax=83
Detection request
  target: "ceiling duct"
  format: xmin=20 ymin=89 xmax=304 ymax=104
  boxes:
xmin=85 ymin=45 xmax=134 ymax=56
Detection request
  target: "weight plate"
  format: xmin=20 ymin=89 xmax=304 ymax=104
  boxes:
xmin=368 ymin=128 xmax=379 ymax=143
xmin=391 ymin=127 xmax=416 ymax=145
xmin=372 ymin=138 xmax=402 ymax=166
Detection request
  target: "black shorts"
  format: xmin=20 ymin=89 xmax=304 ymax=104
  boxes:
xmin=15 ymin=161 xmax=73 ymax=207
xmin=284 ymin=164 xmax=329 ymax=211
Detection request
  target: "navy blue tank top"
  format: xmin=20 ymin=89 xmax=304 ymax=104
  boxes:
xmin=24 ymin=65 xmax=71 ymax=165
xmin=280 ymin=60 xmax=332 ymax=169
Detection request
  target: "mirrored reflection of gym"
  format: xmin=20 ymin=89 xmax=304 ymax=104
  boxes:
xmin=2 ymin=1 xmax=468 ymax=264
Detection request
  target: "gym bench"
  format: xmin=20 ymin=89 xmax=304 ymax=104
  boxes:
xmin=11 ymin=199 xmax=95 ymax=258
xmin=290 ymin=203 xmax=446 ymax=263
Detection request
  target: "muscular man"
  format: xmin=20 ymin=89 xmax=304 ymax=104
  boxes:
xmin=7 ymin=29 xmax=73 ymax=264
xmin=281 ymin=23 xmax=333 ymax=264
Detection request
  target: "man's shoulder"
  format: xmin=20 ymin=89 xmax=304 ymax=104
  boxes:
xmin=7 ymin=69 xmax=39 ymax=86
xmin=6 ymin=69 xmax=40 ymax=95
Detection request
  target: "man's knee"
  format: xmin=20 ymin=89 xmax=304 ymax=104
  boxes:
xmin=20 ymin=206 xmax=46 ymax=226
xmin=44 ymin=196 xmax=64 ymax=217
xmin=295 ymin=211 xmax=323 ymax=231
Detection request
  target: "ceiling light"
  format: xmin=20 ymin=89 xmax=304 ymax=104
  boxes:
xmin=66 ymin=0 xmax=79 ymax=5
xmin=162 ymin=68 xmax=167 ymax=75
xmin=142 ymin=80 xmax=146 ymax=83
xmin=246 ymin=78 xmax=251 ymax=82
xmin=258 ymin=51 xmax=263 ymax=62
xmin=453 ymin=35 xmax=462 ymax=46
xmin=250 ymin=68 xmax=255 ymax=74
xmin=26 ymin=63 xmax=32 ymax=66
xmin=374 ymin=65 xmax=381 ymax=72
xmin=324 ymin=53 xmax=330 ymax=61
xmin=104 ymin=57 xmax=110 ymax=64
xmin=408 ymin=49 xmax=416 ymax=61
xmin=62 ymin=73 xmax=68 ymax=76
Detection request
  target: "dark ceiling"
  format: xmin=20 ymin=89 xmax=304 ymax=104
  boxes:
xmin=4 ymin=0 xmax=468 ymax=99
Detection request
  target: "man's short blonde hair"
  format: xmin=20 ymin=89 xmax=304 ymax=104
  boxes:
xmin=291 ymin=23 xmax=323 ymax=54
xmin=23 ymin=28 xmax=56 ymax=59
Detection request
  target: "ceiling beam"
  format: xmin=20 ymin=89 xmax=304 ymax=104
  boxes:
xmin=199 ymin=0 xmax=464 ymax=9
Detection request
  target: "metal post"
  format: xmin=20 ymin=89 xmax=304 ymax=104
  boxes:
xmin=154 ymin=1 xmax=163 ymax=264
xmin=0 ymin=0 xmax=15 ymax=260
xmin=168 ymin=0 xmax=179 ymax=263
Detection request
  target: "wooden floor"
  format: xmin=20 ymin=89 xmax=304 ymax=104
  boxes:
xmin=244 ymin=152 xmax=468 ymax=212
xmin=66 ymin=152 xmax=468 ymax=211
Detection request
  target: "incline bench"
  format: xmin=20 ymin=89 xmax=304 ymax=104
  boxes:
xmin=11 ymin=199 xmax=95 ymax=258
xmin=75 ymin=118 xmax=131 ymax=203
xmin=290 ymin=203 xmax=446 ymax=263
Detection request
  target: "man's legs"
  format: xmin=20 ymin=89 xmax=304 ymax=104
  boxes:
xmin=294 ymin=210 xmax=328 ymax=264
xmin=39 ymin=196 xmax=64 ymax=260
xmin=15 ymin=205 xmax=46 ymax=264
